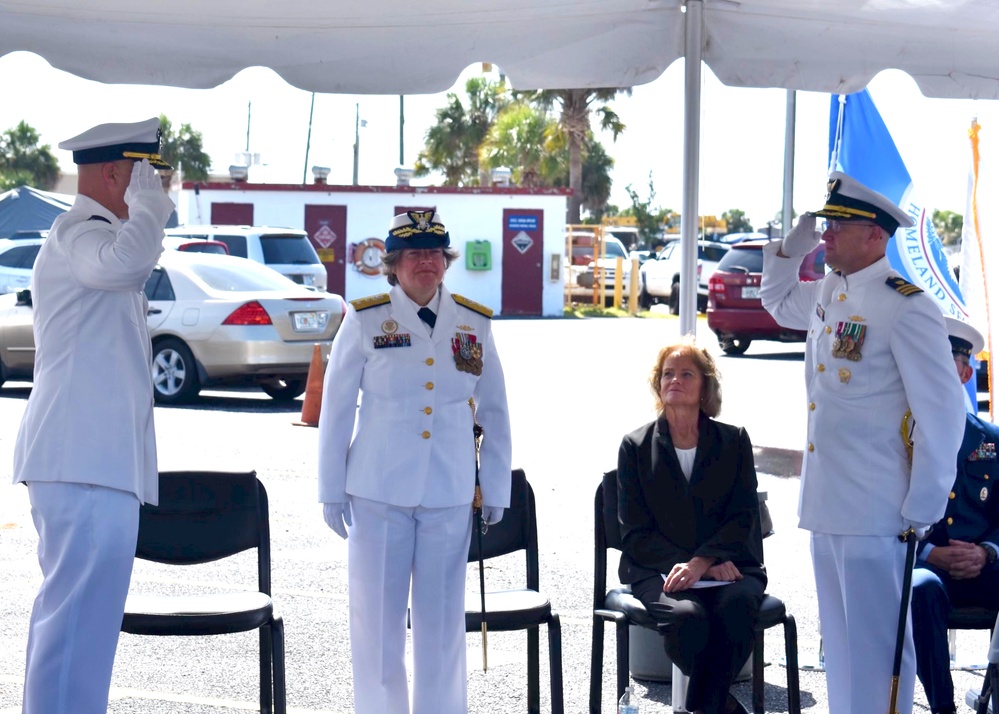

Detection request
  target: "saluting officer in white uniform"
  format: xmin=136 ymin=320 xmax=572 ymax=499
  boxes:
xmin=759 ymin=172 xmax=965 ymax=714
xmin=318 ymin=211 xmax=512 ymax=714
xmin=15 ymin=119 xmax=176 ymax=714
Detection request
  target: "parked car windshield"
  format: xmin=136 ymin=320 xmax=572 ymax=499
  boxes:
xmin=190 ymin=260 xmax=301 ymax=292
xmin=260 ymin=235 xmax=321 ymax=265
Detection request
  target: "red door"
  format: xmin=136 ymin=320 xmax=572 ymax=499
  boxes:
xmin=210 ymin=202 xmax=253 ymax=225
xmin=305 ymin=205 xmax=347 ymax=297
xmin=501 ymin=209 xmax=543 ymax=316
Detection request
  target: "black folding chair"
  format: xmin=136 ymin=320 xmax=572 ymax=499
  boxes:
xmin=590 ymin=469 xmax=800 ymax=714
xmin=465 ymin=468 xmax=564 ymax=714
xmin=121 ymin=470 xmax=286 ymax=714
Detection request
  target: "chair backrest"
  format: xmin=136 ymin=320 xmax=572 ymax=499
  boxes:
xmin=594 ymin=470 xmax=621 ymax=608
xmin=135 ymin=470 xmax=271 ymax=594
xmin=468 ymin=468 xmax=539 ymax=590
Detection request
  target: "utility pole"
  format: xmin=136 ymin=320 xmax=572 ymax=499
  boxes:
xmin=352 ymin=103 xmax=360 ymax=185
xmin=303 ymin=92 xmax=315 ymax=185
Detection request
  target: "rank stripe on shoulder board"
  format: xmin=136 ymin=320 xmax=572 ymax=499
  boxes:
xmin=885 ymin=276 xmax=922 ymax=296
xmin=452 ymin=294 xmax=493 ymax=318
xmin=350 ymin=293 xmax=390 ymax=311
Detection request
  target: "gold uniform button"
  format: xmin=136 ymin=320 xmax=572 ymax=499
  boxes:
xmin=825 ymin=325 xmax=832 ymax=334
xmin=817 ymin=364 xmax=826 ymax=373
xmin=425 ymin=382 xmax=434 ymax=390
xmin=949 ymin=492 xmax=956 ymax=500
xmin=809 ymin=402 xmax=815 ymax=411
xmin=838 ymin=293 xmax=847 ymax=301
xmin=426 ymin=358 xmax=434 ymax=366
xmin=947 ymin=517 xmax=954 ymax=525
xmin=424 ymin=407 xmax=432 ymax=415
xmin=422 ymin=431 xmax=431 ymax=439
xmin=808 ymin=443 xmax=815 ymax=452
xmin=986 ymin=474 xmax=991 ymax=480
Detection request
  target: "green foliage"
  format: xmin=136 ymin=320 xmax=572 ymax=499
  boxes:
xmin=0 ymin=121 xmax=60 ymax=191
xmin=933 ymin=209 xmax=963 ymax=245
xmin=415 ymin=77 xmax=509 ymax=185
xmin=625 ymin=174 xmax=671 ymax=249
xmin=721 ymin=209 xmax=753 ymax=234
xmin=158 ymin=114 xmax=211 ymax=181
xmin=479 ymin=103 xmax=561 ymax=187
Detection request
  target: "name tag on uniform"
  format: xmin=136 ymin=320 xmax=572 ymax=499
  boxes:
xmin=373 ymin=334 xmax=411 ymax=349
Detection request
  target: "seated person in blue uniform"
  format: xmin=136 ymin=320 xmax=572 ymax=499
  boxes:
xmin=617 ymin=337 xmax=764 ymax=714
xmin=911 ymin=317 xmax=999 ymax=714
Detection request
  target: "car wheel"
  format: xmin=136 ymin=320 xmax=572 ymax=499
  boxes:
xmin=638 ymin=286 xmax=653 ymax=310
xmin=152 ymin=338 xmax=201 ymax=404
xmin=719 ymin=337 xmax=752 ymax=355
xmin=668 ymin=280 xmax=680 ymax=315
xmin=260 ymin=378 xmax=306 ymax=401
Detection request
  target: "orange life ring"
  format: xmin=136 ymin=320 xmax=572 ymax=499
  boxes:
xmin=354 ymin=238 xmax=386 ymax=276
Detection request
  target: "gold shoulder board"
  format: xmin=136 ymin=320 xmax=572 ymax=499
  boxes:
xmin=350 ymin=293 xmax=391 ymax=311
xmin=885 ymin=277 xmax=923 ymax=297
xmin=452 ymin=294 xmax=493 ymax=318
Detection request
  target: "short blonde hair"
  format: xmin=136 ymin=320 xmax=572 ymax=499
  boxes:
xmin=648 ymin=336 xmax=722 ymax=417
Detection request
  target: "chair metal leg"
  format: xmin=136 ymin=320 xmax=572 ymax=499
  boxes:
xmin=272 ymin=616 xmax=286 ymax=714
xmin=752 ymin=634 xmax=765 ymax=714
xmin=528 ymin=625 xmax=541 ymax=714
xmin=260 ymin=625 xmax=274 ymax=714
xmin=783 ymin=615 xmax=801 ymax=714
xmin=547 ymin=614 xmax=564 ymax=714
xmin=615 ymin=620 xmax=630 ymax=701
xmin=590 ymin=616 xmax=605 ymax=714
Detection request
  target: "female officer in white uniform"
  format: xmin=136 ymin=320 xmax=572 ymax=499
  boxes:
xmin=318 ymin=211 xmax=512 ymax=714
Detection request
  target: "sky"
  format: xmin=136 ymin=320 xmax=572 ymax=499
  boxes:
xmin=2 ymin=50 xmax=997 ymax=231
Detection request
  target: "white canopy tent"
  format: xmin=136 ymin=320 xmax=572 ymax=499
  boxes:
xmin=4 ymin=0 xmax=999 ymax=331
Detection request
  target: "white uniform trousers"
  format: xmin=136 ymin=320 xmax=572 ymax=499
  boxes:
xmin=348 ymin=496 xmax=472 ymax=714
xmin=812 ymin=532 xmax=915 ymax=714
xmin=22 ymin=482 xmax=140 ymax=714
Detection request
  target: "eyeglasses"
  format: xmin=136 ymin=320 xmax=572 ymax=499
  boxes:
xmin=821 ymin=219 xmax=878 ymax=233
xmin=401 ymin=249 xmax=444 ymax=261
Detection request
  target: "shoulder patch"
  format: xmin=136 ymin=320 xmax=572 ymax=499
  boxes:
xmin=885 ymin=276 xmax=923 ymax=297
xmin=350 ymin=293 xmax=390 ymax=312
xmin=452 ymin=293 xmax=493 ymax=318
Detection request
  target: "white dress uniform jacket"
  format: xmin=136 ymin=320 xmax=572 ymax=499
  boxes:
xmin=319 ymin=283 xmax=512 ymax=509
xmin=13 ymin=194 xmax=164 ymax=505
xmin=759 ymin=244 xmax=965 ymax=534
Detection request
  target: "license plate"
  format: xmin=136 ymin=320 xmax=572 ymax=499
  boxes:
xmin=293 ymin=311 xmax=321 ymax=331
xmin=741 ymin=286 xmax=760 ymax=299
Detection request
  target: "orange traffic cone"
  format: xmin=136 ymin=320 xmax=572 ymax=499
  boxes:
xmin=294 ymin=343 xmax=326 ymax=427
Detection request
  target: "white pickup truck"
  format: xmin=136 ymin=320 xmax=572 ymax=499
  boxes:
xmin=564 ymin=234 xmax=634 ymax=305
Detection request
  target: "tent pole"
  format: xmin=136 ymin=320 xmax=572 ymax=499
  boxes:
xmin=782 ymin=90 xmax=796 ymax=234
xmin=680 ymin=0 xmax=703 ymax=337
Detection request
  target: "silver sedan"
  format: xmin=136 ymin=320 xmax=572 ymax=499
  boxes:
xmin=0 ymin=250 xmax=345 ymax=404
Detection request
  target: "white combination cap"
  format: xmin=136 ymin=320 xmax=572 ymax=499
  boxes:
xmin=59 ymin=117 xmax=172 ymax=170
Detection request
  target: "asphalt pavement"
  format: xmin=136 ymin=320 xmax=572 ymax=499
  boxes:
xmin=0 ymin=314 xmax=992 ymax=713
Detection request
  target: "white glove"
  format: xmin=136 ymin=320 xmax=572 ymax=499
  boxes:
xmin=481 ymin=506 xmax=504 ymax=526
xmin=323 ymin=501 xmax=352 ymax=539
xmin=902 ymin=522 xmax=931 ymax=541
xmin=124 ymin=159 xmax=175 ymax=221
xmin=780 ymin=213 xmax=820 ymax=258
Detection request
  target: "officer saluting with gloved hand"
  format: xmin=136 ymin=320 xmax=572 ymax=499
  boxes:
xmin=318 ymin=211 xmax=512 ymax=714
xmin=15 ymin=118 xmax=175 ymax=714
xmin=759 ymin=172 xmax=965 ymax=714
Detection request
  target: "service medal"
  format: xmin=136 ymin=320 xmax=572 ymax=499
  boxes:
xmin=451 ymin=332 xmax=483 ymax=376
xmin=832 ymin=320 xmax=866 ymax=361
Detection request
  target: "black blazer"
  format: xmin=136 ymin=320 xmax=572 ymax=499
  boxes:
xmin=617 ymin=415 xmax=766 ymax=586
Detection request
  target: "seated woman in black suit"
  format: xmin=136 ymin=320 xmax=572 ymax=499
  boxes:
xmin=617 ymin=337 xmax=765 ymax=714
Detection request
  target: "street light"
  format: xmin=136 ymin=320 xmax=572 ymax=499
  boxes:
xmin=352 ymin=103 xmax=367 ymax=185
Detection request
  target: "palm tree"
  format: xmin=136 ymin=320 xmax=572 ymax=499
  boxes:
xmin=478 ymin=103 xmax=561 ymax=188
xmin=519 ymin=89 xmax=629 ymax=223
xmin=414 ymin=77 xmax=508 ymax=186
